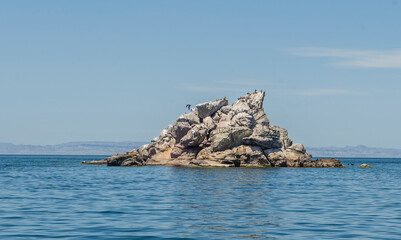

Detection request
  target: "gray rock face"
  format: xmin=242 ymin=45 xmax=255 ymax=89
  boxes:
xmin=196 ymin=98 xmax=228 ymax=119
xmin=171 ymin=121 xmax=192 ymax=142
xmin=179 ymin=123 xmax=208 ymax=147
xmin=176 ymin=110 xmax=201 ymax=125
xmin=210 ymin=127 xmax=252 ymax=152
xmin=232 ymin=112 xmax=255 ymax=128
xmin=89 ymin=91 xmax=343 ymax=168
xmin=243 ymin=136 xmax=282 ymax=149
xmin=105 ymin=152 xmax=146 ymax=166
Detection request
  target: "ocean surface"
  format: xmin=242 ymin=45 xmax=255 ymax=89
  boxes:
xmin=1 ymin=155 xmax=400 ymax=239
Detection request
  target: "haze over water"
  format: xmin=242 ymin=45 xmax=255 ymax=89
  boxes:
xmin=1 ymin=155 xmax=400 ymax=239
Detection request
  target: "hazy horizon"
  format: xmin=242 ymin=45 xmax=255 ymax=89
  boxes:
xmin=1 ymin=1 xmax=401 ymax=148
xmin=2 ymin=141 xmax=401 ymax=158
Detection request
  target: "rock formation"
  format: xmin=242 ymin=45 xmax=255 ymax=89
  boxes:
xmin=84 ymin=91 xmax=343 ymax=168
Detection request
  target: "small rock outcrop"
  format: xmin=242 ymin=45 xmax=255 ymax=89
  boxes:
xmin=359 ymin=163 xmax=372 ymax=168
xmin=88 ymin=91 xmax=344 ymax=168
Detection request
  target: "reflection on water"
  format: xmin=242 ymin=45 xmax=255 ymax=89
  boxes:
xmin=170 ymin=168 xmax=279 ymax=238
xmin=0 ymin=156 xmax=401 ymax=239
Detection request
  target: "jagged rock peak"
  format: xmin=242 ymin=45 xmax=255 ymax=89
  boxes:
xmin=87 ymin=91 xmax=344 ymax=168
xmin=233 ymin=90 xmax=265 ymax=111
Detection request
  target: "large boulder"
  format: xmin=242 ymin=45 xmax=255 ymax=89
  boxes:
xmin=232 ymin=112 xmax=256 ymax=128
xmin=171 ymin=121 xmax=192 ymax=142
xmin=196 ymin=98 xmax=228 ymax=119
xmin=170 ymin=110 xmax=201 ymax=142
xmin=284 ymin=148 xmax=312 ymax=167
xmin=264 ymin=148 xmax=287 ymax=167
xmin=209 ymin=127 xmax=252 ymax=152
xmin=175 ymin=110 xmax=201 ymax=125
xmin=288 ymin=143 xmax=306 ymax=153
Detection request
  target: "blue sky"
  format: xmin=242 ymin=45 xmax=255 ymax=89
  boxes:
xmin=1 ymin=0 xmax=401 ymax=148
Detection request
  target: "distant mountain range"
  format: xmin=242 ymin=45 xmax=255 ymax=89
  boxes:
xmin=0 ymin=141 xmax=147 ymax=155
xmin=307 ymin=145 xmax=401 ymax=158
xmin=1 ymin=142 xmax=400 ymax=157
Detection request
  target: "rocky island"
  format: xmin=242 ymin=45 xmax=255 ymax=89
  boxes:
xmin=84 ymin=91 xmax=343 ymax=168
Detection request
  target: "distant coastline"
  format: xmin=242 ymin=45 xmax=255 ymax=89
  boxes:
xmin=307 ymin=145 xmax=401 ymax=158
xmin=0 ymin=141 xmax=147 ymax=155
xmin=1 ymin=142 xmax=400 ymax=157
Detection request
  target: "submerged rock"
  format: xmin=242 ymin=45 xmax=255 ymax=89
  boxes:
xmin=359 ymin=163 xmax=373 ymax=168
xmin=82 ymin=159 xmax=108 ymax=165
xmin=86 ymin=91 xmax=344 ymax=168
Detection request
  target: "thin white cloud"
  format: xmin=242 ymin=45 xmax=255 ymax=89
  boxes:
xmin=183 ymin=82 xmax=367 ymax=97
xmin=216 ymin=79 xmax=282 ymax=87
xmin=182 ymin=84 xmax=246 ymax=93
xmin=183 ymin=79 xmax=281 ymax=93
xmin=286 ymin=88 xmax=368 ymax=96
xmin=289 ymin=47 xmax=401 ymax=68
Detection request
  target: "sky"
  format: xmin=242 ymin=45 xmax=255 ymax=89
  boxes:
xmin=1 ymin=0 xmax=401 ymax=148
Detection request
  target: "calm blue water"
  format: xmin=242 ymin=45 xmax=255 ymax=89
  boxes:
xmin=1 ymin=155 xmax=401 ymax=239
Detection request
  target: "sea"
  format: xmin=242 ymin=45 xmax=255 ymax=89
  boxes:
xmin=0 ymin=155 xmax=400 ymax=240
